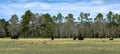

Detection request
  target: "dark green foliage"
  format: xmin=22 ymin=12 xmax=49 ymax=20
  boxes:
xmin=1 ymin=10 xmax=120 ymax=38
xmin=0 ymin=19 xmax=9 ymax=37
xmin=40 ymin=13 xmax=54 ymax=37
xmin=20 ymin=10 xmax=34 ymax=38
xmin=94 ymin=13 xmax=104 ymax=22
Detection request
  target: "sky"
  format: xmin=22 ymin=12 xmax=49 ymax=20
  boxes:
xmin=0 ymin=0 xmax=120 ymax=21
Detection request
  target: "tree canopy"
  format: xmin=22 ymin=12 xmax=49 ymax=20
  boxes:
xmin=1 ymin=10 xmax=120 ymax=38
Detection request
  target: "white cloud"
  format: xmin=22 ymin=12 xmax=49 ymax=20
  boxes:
xmin=24 ymin=2 xmax=39 ymax=8
xmin=39 ymin=3 xmax=51 ymax=9
xmin=0 ymin=1 xmax=120 ymax=20
xmin=111 ymin=10 xmax=120 ymax=13
xmin=90 ymin=0 xmax=103 ymax=5
xmin=18 ymin=0 xmax=29 ymax=2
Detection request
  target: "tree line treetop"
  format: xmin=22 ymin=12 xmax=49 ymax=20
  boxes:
xmin=0 ymin=10 xmax=120 ymax=38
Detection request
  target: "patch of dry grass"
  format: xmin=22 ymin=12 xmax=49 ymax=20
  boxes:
xmin=0 ymin=38 xmax=120 ymax=54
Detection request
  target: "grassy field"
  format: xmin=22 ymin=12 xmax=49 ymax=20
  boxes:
xmin=0 ymin=38 xmax=120 ymax=54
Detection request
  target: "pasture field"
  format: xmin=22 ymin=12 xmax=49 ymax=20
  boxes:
xmin=0 ymin=38 xmax=120 ymax=54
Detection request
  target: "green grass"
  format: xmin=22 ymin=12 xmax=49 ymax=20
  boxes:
xmin=0 ymin=38 xmax=120 ymax=54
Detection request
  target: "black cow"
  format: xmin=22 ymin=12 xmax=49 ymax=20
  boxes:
xmin=109 ymin=37 xmax=113 ymax=40
xmin=78 ymin=36 xmax=84 ymax=40
xmin=11 ymin=34 xmax=19 ymax=39
xmin=73 ymin=36 xmax=77 ymax=40
xmin=51 ymin=36 xmax=54 ymax=40
xmin=73 ymin=36 xmax=84 ymax=40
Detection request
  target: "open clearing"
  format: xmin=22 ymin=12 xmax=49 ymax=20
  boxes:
xmin=0 ymin=38 xmax=120 ymax=54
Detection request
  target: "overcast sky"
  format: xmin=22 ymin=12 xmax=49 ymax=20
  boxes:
xmin=0 ymin=0 xmax=120 ymax=20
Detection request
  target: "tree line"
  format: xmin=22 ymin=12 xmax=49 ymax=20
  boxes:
xmin=0 ymin=10 xmax=120 ymax=38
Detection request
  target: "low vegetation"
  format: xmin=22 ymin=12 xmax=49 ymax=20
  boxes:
xmin=0 ymin=38 xmax=120 ymax=54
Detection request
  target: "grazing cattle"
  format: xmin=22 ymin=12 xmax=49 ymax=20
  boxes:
xmin=78 ymin=36 xmax=84 ymax=40
xmin=109 ymin=37 xmax=113 ymax=40
xmin=51 ymin=36 xmax=54 ymax=40
xmin=73 ymin=36 xmax=77 ymax=40
xmin=11 ymin=34 xmax=19 ymax=39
